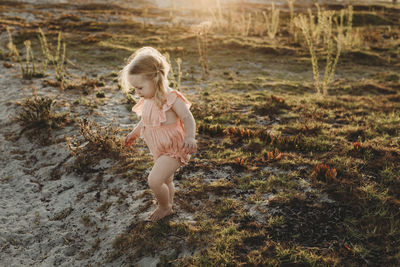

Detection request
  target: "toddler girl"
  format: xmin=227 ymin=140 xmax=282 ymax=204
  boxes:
xmin=119 ymin=47 xmax=197 ymax=222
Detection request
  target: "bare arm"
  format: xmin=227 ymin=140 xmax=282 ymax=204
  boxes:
xmin=132 ymin=119 xmax=143 ymax=137
xmin=172 ymin=98 xmax=197 ymax=153
xmin=172 ymin=98 xmax=196 ymax=139
xmin=125 ymin=119 xmax=143 ymax=147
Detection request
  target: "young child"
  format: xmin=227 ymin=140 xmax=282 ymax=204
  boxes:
xmin=119 ymin=47 xmax=197 ymax=222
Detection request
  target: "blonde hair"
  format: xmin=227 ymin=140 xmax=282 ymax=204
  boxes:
xmin=119 ymin=47 xmax=170 ymax=108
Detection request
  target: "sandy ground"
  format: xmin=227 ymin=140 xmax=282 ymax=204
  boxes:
xmin=0 ymin=60 xmax=163 ymax=266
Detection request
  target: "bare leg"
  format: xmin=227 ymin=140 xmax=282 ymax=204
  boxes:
xmin=147 ymin=155 xmax=180 ymax=221
xmin=153 ymin=175 xmax=174 ymax=207
xmin=166 ymin=174 xmax=175 ymax=207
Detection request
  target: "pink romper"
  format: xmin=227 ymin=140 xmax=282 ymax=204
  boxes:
xmin=132 ymin=89 xmax=192 ymax=166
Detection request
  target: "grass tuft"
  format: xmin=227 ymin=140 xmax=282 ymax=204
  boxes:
xmin=16 ymin=93 xmax=70 ymax=133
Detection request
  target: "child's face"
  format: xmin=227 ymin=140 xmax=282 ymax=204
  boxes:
xmin=128 ymin=74 xmax=156 ymax=99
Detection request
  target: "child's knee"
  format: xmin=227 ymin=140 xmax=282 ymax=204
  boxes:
xmin=147 ymin=174 xmax=162 ymax=189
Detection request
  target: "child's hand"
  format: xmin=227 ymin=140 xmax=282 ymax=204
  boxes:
xmin=182 ymin=137 xmax=197 ymax=154
xmin=125 ymin=131 xmax=138 ymax=147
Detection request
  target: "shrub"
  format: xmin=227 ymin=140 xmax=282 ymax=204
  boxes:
xmin=294 ymin=7 xmax=343 ymax=95
xmin=16 ymin=94 xmax=69 ymax=130
xmin=310 ymin=163 xmax=338 ymax=183
xmin=192 ymin=21 xmax=211 ymax=79
xmin=263 ymin=3 xmax=280 ymax=39
xmin=18 ymin=40 xmax=46 ymax=79
xmin=66 ymin=118 xmax=140 ymax=173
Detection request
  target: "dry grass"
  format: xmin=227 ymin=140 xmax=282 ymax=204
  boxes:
xmin=15 ymin=92 xmax=70 ymax=144
xmin=192 ymin=21 xmax=211 ymax=79
xmin=294 ymin=8 xmax=342 ymax=95
xmin=66 ymin=118 xmax=124 ymax=173
xmin=1 ymin=1 xmax=400 ymax=265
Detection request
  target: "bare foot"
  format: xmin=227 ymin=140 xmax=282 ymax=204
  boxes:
xmin=148 ymin=204 xmax=173 ymax=221
xmin=151 ymin=197 xmax=173 ymax=208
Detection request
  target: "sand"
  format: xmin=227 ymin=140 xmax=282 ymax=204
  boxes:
xmin=0 ymin=57 xmax=155 ymax=266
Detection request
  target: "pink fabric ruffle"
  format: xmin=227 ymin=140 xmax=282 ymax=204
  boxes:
xmin=159 ymin=90 xmax=191 ymax=125
xmin=132 ymin=98 xmax=144 ymax=116
xmin=131 ymin=90 xmax=191 ymax=127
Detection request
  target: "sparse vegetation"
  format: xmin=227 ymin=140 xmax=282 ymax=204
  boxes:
xmin=16 ymin=93 xmax=70 ymax=131
xmin=165 ymin=52 xmax=183 ymax=89
xmin=54 ymin=31 xmax=67 ymax=87
xmin=1 ymin=1 xmax=400 ymax=266
xmin=6 ymin=26 xmax=19 ymax=61
xmin=7 ymin=27 xmax=68 ymax=81
xmin=294 ymin=7 xmax=343 ymax=95
xmin=18 ymin=40 xmax=46 ymax=79
xmin=66 ymin=118 xmax=124 ymax=173
xmin=264 ymin=3 xmax=280 ymax=39
xmin=37 ymin=28 xmax=54 ymax=64
xmin=192 ymin=21 xmax=211 ymax=79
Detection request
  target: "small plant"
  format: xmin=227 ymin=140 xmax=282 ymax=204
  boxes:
xmin=222 ymin=125 xmax=302 ymax=151
xmin=224 ymin=126 xmax=253 ymax=140
xmin=37 ymin=28 xmax=67 ymax=88
xmin=18 ymin=40 xmax=46 ymax=79
xmin=66 ymin=118 xmax=135 ymax=173
xmin=235 ymin=157 xmax=246 ymax=167
xmin=96 ymin=91 xmax=105 ymax=98
xmin=37 ymin=27 xmax=54 ymax=64
xmin=353 ymin=141 xmax=361 ymax=150
xmin=263 ymin=148 xmax=282 ymax=162
xmin=215 ymin=198 xmax=240 ymax=219
xmin=253 ymin=95 xmax=289 ymax=116
xmin=336 ymin=5 xmax=361 ymax=51
xmin=263 ymin=3 xmax=280 ymax=39
xmin=271 ymin=135 xmax=302 ymax=150
xmin=55 ymin=31 xmax=67 ymax=87
xmin=175 ymin=58 xmax=182 ymax=88
xmin=192 ymin=21 xmax=211 ymax=79
xmin=198 ymin=122 xmax=224 ymax=136
xmin=165 ymin=53 xmax=182 ymax=89
xmin=6 ymin=27 xmax=20 ymax=61
xmin=67 ymin=118 xmax=122 ymax=158
xmin=271 ymin=94 xmax=285 ymax=104
xmin=64 ymin=75 xmax=104 ymax=91
xmin=15 ymin=93 xmax=70 ymax=136
xmin=287 ymin=0 xmax=297 ymax=40
xmin=310 ymin=163 xmax=338 ymax=183
xmin=141 ymin=6 xmax=149 ymax=28
xmin=294 ymin=8 xmax=342 ymax=95
xmin=240 ymin=12 xmax=252 ymax=37
xmin=20 ymin=40 xmax=36 ymax=78
xmin=207 ymin=0 xmax=224 ymax=31
xmin=7 ymin=27 xmax=48 ymax=79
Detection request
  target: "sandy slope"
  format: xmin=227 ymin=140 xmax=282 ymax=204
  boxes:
xmin=0 ymin=61 xmax=164 ymax=266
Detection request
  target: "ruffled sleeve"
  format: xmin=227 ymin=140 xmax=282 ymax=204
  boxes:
xmin=164 ymin=90 xmax=191 ymax=111
xmin=132 ymin=98 xmax=144 ymax=116
xmin=159 ymin=90 xmax=191 ymax=124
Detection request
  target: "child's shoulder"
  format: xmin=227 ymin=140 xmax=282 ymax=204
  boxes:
xmin=164 ymin=88 xmax=191 ymax=110
xmin=166 ymin=87 xmax=187 ymax=97
xmin=165 ymin=87 xmax=177 ymax=95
